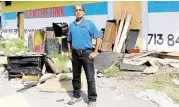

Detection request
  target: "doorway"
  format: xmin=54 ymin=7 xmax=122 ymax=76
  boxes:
xmin=17 ymin=12 xmax=24 ymax=39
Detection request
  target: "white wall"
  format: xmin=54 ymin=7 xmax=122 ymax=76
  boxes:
xmin=147 ymin=1 xmax=179 ymax=52
xmin=141 ymin=1 xmax=148 ymax=51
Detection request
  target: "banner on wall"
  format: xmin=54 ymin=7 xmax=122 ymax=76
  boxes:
xmin=1 ymin=12 xmax=18 ymax=38
xmin=148 ymin=1 xmax=179 ymax=52
xmin=24 ymin=2 xmax=108 ymax=30
xmin=1 ymin=2 xmax=110 ymax=39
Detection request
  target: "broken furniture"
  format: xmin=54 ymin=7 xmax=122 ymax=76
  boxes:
xmin=45 ymin=36 xmax=68 ymax=54
xmin=53 ymin=22 xmax=68 ymax=37
xmin=46 ymin=38 xmax=60 ymax=54
xmin=7 ymin=54 xmax=45 ymax=81
xmin=57 ymin=36 xmax=68 ymax=53
xmin=33 ymin=30 xmax=47 ymax=53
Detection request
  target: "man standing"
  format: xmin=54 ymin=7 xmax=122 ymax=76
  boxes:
xmin=67 ymin=4 xmax=101 ymax=107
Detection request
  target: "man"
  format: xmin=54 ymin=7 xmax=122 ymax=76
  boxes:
xmin=67 ymin=4 xmax=101 ymax=107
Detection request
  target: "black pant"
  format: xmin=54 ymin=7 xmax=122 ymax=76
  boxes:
xmin=72 ymin=49 xmax=97 ymax=102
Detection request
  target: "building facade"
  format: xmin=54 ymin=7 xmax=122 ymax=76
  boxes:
xmin=2 ymin=1 xmax=178 ymax=52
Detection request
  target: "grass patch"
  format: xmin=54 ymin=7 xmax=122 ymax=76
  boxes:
xmin=103 ymin=64 xmax=121 ymax=77
xmin=47 ymin=51 xmax=70 ymax=71
xmin=143 ymin=71 xmax=179 ymax=103
xmin=0 ymin=38 xmax=28 ymax=55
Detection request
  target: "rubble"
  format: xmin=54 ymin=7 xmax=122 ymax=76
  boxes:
xmin=39 ymin=73 xmax=56 ymax=83
xmin=66 ymin=60 xmax=72 ymax=70
xmin=135 ymin=90 xmax=179 ymax=107
xmin=123 ymin=56 xmax=151 ymax=65
xmin=97 ymin=73 xmax=104 ymax=78
xmin=0 ymin=66 xmax=5 ymax=73
xmin=0 ymin=56 xmax=7 ymax=65
xmin=142 ymin=66 xmax=159 ymax=74
xmin=0 ymin=66 xmax=8 ymax=78
xmin=119 ymin=61 xmax=146 ymax=72
xmin=172 ymin=78 xmax=179 ymax=86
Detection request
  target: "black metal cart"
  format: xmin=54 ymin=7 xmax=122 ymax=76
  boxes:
xmin=7 ymin=54 xmax=45 ymax=81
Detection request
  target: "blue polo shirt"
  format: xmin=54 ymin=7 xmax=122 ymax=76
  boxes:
xmin=67 ymin=18 xmax=101 ymax=49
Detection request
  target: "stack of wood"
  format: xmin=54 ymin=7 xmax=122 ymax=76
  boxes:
xmin=98 ymin=11 xmax=140 ymax=53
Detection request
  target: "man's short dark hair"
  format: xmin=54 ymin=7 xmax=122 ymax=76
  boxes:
xmin=74 ymin=4 xmax=85 ymax=11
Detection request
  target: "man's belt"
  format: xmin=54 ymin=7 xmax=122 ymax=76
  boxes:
xmin=72 ymin=48 xmax=92 ymax=53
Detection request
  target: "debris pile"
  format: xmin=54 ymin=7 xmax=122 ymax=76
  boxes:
xmin=93 ymin=11 xmax=179 ymax=75
xmin=135 ymin=90 xmax=179 ymax=107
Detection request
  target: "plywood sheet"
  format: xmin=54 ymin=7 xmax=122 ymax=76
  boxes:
xmin=114 ymin=1 xmax=142 ymax=50
xmin=39 ymin=73 xmax=87 ymax=92
xmin=114 ymin=1 xmax=141 ymax=29
xmin=100 ymin=20 xmax=117 ymax=51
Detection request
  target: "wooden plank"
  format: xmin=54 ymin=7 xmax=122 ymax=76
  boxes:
xmin=100 ymin=42 xmax=112 ymax=52
xmin=123 ymin=56 xmax=151 ymax=65
xmin=116 ymin=14 xmax=132 ymax=53
xmin=121 ymin=42 xmax=126 ymax=53
xmin=98 ymin=29 xmax=105 ymax=50
xmin=128 ymin=50 xmax=155 ymax=60
xmin=17 ymin=12 xmax=24 ymax=39
xmin=114 ymin=2 xmax=142 ymax=50
xmin=100 ymin=20 xmax=117 ymax=51
xmin=113 ymin=11 xmax=127 ymax=52
xmin=158 ymin=52 xmax=179 ymax=59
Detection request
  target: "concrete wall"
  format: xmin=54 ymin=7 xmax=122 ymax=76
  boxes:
xmin=147 ymin=1 xmax=179 ymax=52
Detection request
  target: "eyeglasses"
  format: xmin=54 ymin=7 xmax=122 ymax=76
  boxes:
xmin=74 ymin=9 xmax=84 ymax=12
